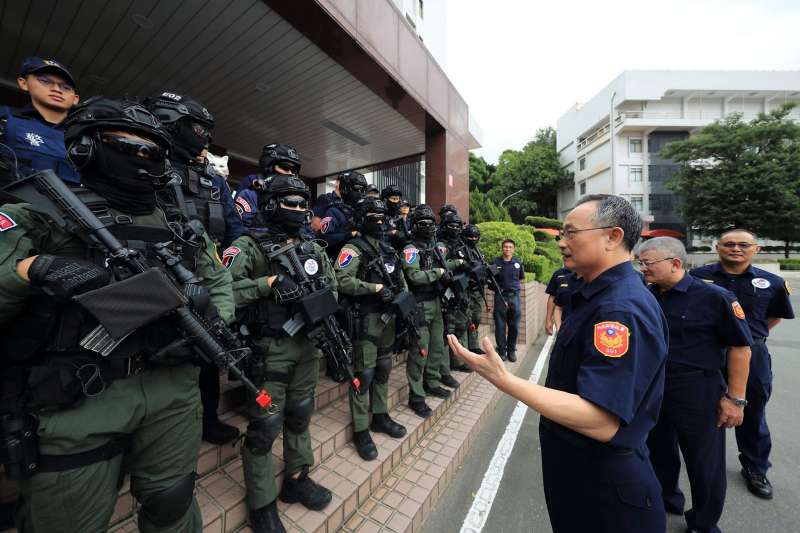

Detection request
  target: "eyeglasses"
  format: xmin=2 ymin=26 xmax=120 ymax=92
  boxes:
xmin=635 ymin=257 xmax=675 ymax=268
xmin=557 ymin=226 xmax=615 ymax=241
xmin=279 ymin=195 xmax=308 ymax=209
xmin=100 ymin=133 xmax=165 ymax=162
xmin=275 ymin=162 xmax=298 ymax=174
xmin=34 ymin=75 xmax=75 ymax=93
xmin=719 ymin=241 xmax=755 ymax=250
xmin=191 ymin=122 xmax=212 ymax=141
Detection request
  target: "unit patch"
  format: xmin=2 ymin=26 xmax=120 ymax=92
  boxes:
xmin=731 ymin=301 xmax=746 ymax=320
xmin=385 ymin=262 xmax=396 ymax=274
xmin=304 ymin=258 xmax=319 ymax=275
xmin=320 ymin=217 xmax=333 ymax=234
xmin=404 ymin=247 xmax=419 ymax=265
xmin=593 ymin=321 xmax=630 ymax=358
xmin=235 ymin=196 xmax=252 ymax=215
xmin=0 ymin=212 xmax=17 ymax=232
xmin=752 ymin=278 xmax=771 ymax=289
xmin=786 ymin=281 xmax=793 ymax=295
xmin=221 ymin=246 xmax=241 ymax=268
xmin=337 ymin=248 xmax=358 ymax=268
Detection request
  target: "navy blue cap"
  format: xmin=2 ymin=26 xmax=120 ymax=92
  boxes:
xmin=20 ymin=57 xmax=76 ymax=87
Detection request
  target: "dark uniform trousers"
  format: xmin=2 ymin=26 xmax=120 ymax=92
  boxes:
xmin=738 ymin=339 xmax=772 ymax=475
xmin=540 ymin=423 xmax=665 ymax=533
xmin=493 ymin=290 xmax=521 ymax=354
xmin=648 ymin=368 xmax=726 ymax=533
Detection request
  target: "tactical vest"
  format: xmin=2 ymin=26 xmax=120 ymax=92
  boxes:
xmin=350 ymin=237 xmax=404 ymax=309
xmin=244 ymin=230 xmax=327 ymax=337
xmin=161 ymin=164 xmax=225 ymax=243
xmin=0 ymin=106 xmax=80 ymax=184
xmin=408 ymin=239 xmax=440 ymax=301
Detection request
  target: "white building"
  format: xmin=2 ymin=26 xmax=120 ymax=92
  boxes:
xmin=556 ymin=70 xmax=800 ymax=233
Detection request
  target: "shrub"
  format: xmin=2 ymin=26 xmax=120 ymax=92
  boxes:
xmin=533 ymin=229 xmax=556 ymax=242
xmin=534 ymin=240 xmax=562 ymax=264
xmin=686 ymin=246 xmax=712 ymax=252
xmin=476 ymin=221 xmax=537 ymax=272
xmin=524 ymin=215 xmax=563 ymax=230
xmin=526 ymin=255 xmax=558 ymax=283
xmin=778 ymin=258 xmax=800 ymax=270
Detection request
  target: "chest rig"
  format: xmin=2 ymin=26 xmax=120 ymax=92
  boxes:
xmin=351 ymin=237 xmax=404 ymax=307
xmin=161 ymin=164 xmax=225 ymax=243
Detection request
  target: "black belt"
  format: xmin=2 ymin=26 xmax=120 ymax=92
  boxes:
xmin=540 ymin=418 xmax=633 ymax=456
xmin=37 ymin=434 xmax=131 ymax=473
xmin=413 ymin=292 xmax=438 ymax=302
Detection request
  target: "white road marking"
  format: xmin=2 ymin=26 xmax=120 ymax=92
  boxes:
xmin=459 ymin=334 xmax=555 ymax=533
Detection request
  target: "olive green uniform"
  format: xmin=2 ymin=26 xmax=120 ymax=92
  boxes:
xmin=335 ymin=235 xmax=407 ymax=432
xmin=439 ymin=237 xmax=470 ymax=370
xmin=0 ymin=202 xmax=233 ymax=533
xmin=225 ymin=232 xmax=336 ymax=510
xmin=401 ymin=239 xmax=461 ymax=395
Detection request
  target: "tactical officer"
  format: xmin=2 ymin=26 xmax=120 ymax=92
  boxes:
xmin=461 ymin=224 xmax=487 ymax=358
xmin=491 ymin=239 xmax=525 ymax=362
xmin=691 ymin=229 xmax=794 ymax=500
xmin=641 ymin=237 xmax=752 ymax=533
xmin=0 ymin=57 xmax=80 ymax=184
xmin=145 ymin=92 xmax=244 ymax=247
xmin=234 ymin=143 xmax=302 ymax=228
xmin=335 ymin=198 xmax=408 ymax=461
xmin=436 ymin=204 xmax=459 ymax=240
xmin=319 ymin=170 xmax=368 ymax=258
xmin=381 ymin=184 xmax=411 ymax=250
xmin=544 ymin=266 xmax=576 ymax=335
xmin=401 ymin=205 xmax=463 ymax=417
xmin=450 ymin=194 xmax=669 ymax=533
xmin=366 ymin=183 xmax=380 ymax=198
xmin=145 ymin=91 xmax=244 ymax=445
xmin=438 ymin=212 xmax=473 ymax=378
xmin=223 ymin=172 xmax=333 ymax=533
xmin=0 ymin=96 xmax=235 ymax=532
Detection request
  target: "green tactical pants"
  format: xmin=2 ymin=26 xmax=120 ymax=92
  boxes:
xmin=443 ymin=298 xmax=468 ymax=370
xmin=243 ymin=335 xmax=320 ymax=510
xmin=406 ymin=297 xmax=444 ymax=396
xmin=467 ymin=292 xmax=485 ymax=351
xmin=17 ymin=364 xmax=202 ymax=533
xmin=350 ymin=311 xmax=396 ymax=432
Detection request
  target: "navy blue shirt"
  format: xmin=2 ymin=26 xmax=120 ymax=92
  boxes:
xmin=691 ymin=263 xmax=794 ymax=339
xmin=545 ymin=261 xmax=668 ymax=450
xmin=650 ymin=273 xmax=753 ymax=370
xmin=492 ymin=255 xmax=525 ymax=292
xmin=545 ymin=267 xmax=576 ymax=309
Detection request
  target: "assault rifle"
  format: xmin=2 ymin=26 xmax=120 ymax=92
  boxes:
xmin=431 ymin=243 xmax=469 ymax=303
xmin=264 ymin=242 xmax=361 ymax=393
xmin=468 ymin=246 xmax=508 ymax=310
xmin=2 ymin=170 xmax=271 ymax=409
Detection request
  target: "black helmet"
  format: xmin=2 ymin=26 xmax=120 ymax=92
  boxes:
xmin=463 ymin=224 xmax=481 ymax=241
xmin=259 ymin=143 xmax=301 ymax=175
xmin=440 ymin=212 xmax=464 ymax=239
xmin=439 ymin=204 xmax=458 ymax=219
xmin=338 ymin=171 xmax=368 ymax=205
xmin=380 ymin=184 xmax=403 ymax=200
xmin=144 ymin=92 xmax=214 ymax=128
xmin=411 ymin=204 xmax=437 ymax=238
xmin=254 ymin=173 xmax=309 ymax=216
xmin=65 ymin=96 xmax=172 ymax=168
xmin=353 ymin=197 xmax=387 ymax=226
xmin=366 ymin=184 xmax=380 ymax=197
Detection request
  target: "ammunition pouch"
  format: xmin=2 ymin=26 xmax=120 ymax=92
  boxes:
xmin=391 ymin=291 xmax=417 ymax=322
xmin=291 ymin=287 xmax=338 ymax=329
xmin=0 ymin=412 xmax=39 ymax=480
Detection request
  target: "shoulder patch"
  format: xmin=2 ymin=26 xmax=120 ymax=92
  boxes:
xmin=700 ymin=278 xmax=714 ymax=284
xmin=403 ymin=247 xmax=419 ymax=265
xmin=234 ymin=196 xmax=252 ymax=215
xmin=731 ymin=301 xmax=745 ymax=320
xmin=337 ymin=247 xmax=358 ymax=268
xmin=437 ymin=245 xmax=447 ymax=256
xmin=320 ymin=216 xmax=333 ymax=234
xmin=752 ymin=278 xmax=771 ymax=290
xmin=593 ymin=321 xmax=630 ymax=358
xmin=786 ymin=281 xmax=792 ymax=295
xmin=221 ymin=246 xmax=241 ymax=269
xmin=0 ymin=211 xmax=17 ymax=231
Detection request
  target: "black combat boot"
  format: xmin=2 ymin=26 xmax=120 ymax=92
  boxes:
xmin=371 ymin=413 xmax=407 ymax=438
xmin=353 ymin=429 xmax=378 ymax=461
xmin=440 ymin=374 xmax=460 ymax=389
xmin=279 ymin=466 xmax=332 ymax=511
xmin=507 ymin=350 xmax=517 ymax=363
xmin=423 ymin=383 xmax=451 ymax=399
xmin=250 ymin=500 xmax=286 ymax=533
xmin=409 ymin=393 xmax=433 ymax=418
xmin=451 ymin=363 xmax=473 ymax=373
xmin=202 ymin=417 xmax=240 ymax=445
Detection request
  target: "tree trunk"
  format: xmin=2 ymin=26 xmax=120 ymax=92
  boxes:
xmin=785 ymin=240 xmax=791 ymax=259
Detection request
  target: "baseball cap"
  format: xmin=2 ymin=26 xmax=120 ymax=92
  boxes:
xmin=20 ymin=57 xmax=76 ymax=88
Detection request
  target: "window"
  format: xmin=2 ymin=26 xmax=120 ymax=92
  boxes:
xmin=579 ymin=181 xmax=586 ymax=195
xmin=579 ymin=157 xmax=586 ymax=171
xmin=629 ymin=138 xmax=643 ymax=154
xmin=629 ymin=166 xmax=643 ymax=183
xmin=630 ymin=195 xmax=643 ymax=211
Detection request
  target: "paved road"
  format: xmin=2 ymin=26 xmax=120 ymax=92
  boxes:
xmin=424 ymin=293 xmax=800 ymax=533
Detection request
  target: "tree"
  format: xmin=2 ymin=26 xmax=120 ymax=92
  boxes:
xmin=662 ymin=104 xmax=800 ymax=257
xmin=468 ymin=152 xmax=494 ymax=193
xmin=491 ymin=128 xmax=572 ymax=223
xmin=469 ymin=189 xmax=511 ymax=224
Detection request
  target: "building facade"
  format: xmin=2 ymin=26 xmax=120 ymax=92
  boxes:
xmin=556 ymin=70 xmax=800 ymax=234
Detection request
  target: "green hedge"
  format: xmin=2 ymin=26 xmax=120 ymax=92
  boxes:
xmin=524 ymin=215 xmax=563 ymax=230
xmin=779 ymin=258 xmax=800 ymax=270
xmin=686 ymin=246 xmax=712 ymax=252
xmin=534 ymin=240 xmax=562 ymax=264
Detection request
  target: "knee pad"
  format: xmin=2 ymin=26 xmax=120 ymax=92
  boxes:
xmin=140 ymin=473 xmax=195 ymax=527
xmin=374 ymin=357 xmax=391 ymax=385
xmin=246 ymin=413 xmax=284 ymax=455
xmin=284 ymin=396 xmax=314 ymax=434
xmin=357 ymin=367 xmax=375 ymax=394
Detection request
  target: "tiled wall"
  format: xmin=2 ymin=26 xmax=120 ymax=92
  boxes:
xmin=478 ymin=281 xmax=548 ymax=346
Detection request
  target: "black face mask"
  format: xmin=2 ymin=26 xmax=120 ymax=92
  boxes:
xmin=413 ymin=221 xmax=436 ymax=239
xmin=272 ymin=206 xmax=307 ymax=234
xmin=344 ymin=188 xmax=365 ymax=205
xmin=82 ymin=144 xmax=165 ymax=214
xmin=466 ymin=238 xmax=479 ymax=247
xmin=386 ymin=200 xmax=400 ymax=215
xmin=172 ymin=120 xmax=208 ymax=161
xmin=444 ymin=226 xmax=462 ymax=240
xmin=361 ymin=216 xmax=384 ymax=237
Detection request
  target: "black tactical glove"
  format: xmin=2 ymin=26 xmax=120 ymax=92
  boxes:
xmin=488 ymin=264 xmax=501 ymax=277
xmin=440 ymin=270 xmax=454 ymax=284
xmin=271 ymin=274 xmax=302 ymax=303
xmin=27 ymin=255 xmax=110 ymax=299
xmin=378 ymin=287 xmax=394 ymax=303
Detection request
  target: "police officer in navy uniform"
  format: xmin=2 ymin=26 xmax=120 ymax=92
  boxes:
xmin=641 ymin=237 xmax=752 ymax=533
xmin=234 ymin=144 xmax=303 ymax=229
xmin=691 ymin=229 xmax=794 ymax=500
xmin=380 ymin=184 xmax=411 ymax=250
xmin=544 ymin=266 xmax=576 ymax=335
xmin=319 ymin=171 xmax=368 ymax=258
xmin=145 ymin=92 xmax=244 ymax=445
xmin=0 ymin=57 xmax=80 ymax=184
xmin=491 ymin=239 xmax=526 ymax=362
xmin=449 ymin=194 xmax=669 ymax=533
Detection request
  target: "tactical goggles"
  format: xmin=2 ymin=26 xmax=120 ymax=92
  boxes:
xmin=191 ymin=122 xmax=212 ymax=141
xmin=279 ymin=195 xmax=308 ymax=209
xmin=100 ymin=133 xmax=166 ymax=162
xmin=34 ymin=74 xmax=75 ymax=93
xmin=414 ymin=220 xmax=436 ymax=230
xmin=275 ymin=161 xmax=299 ymax=174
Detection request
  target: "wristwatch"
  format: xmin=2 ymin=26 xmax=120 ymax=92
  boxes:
xmin=724 ymin=392 xmax=748 ymax=407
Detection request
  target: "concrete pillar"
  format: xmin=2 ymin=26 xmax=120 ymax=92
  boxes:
xmin=642 ymin=132 xmax=650 ymax=225
xmin=425 ymin=117 xmax=469 ymax=221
